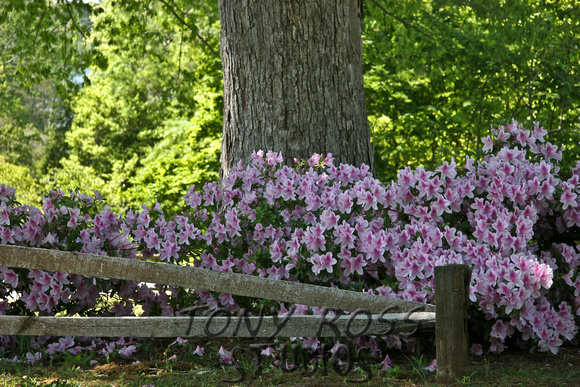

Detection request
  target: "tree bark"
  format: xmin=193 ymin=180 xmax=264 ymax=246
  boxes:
xmin=218 ymin=0 xmax=374 ymax=177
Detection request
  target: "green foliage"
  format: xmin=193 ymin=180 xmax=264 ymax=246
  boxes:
xmin=20 ymin=380 xmax=79 ymax=387
xmin=0 ymin=1 xmax=92 ymax=175
xmin=4 ymin=0 xmax=579 ymax=213
xmin=127 ymin=116 xmax=221 ymax=213
xmin=58 ymin=0 xmax=222 ymax=212
xmin=43 ymin=155 xmax=123 ymax=210
xmin=0 ymin=155 xmax=41 ymax=206
xmin=58 ymin=351 xmax=95 ymax=368
xmin=0 ymin=0 xmax=92 ymax=92
xmin=1 ymin=0 xmax=222 ymax=212
xmin=364 ymin=0 xmax=580 ymax=181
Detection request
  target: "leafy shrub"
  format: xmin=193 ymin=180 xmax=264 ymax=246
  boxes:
xmin=1 ymin=121 xmax=579 ymax=362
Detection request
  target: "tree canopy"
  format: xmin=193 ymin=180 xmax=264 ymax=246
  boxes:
xmin=60 ymin=0 xmax=222 ymax=211
xmin=1 ymin=0 xmax=579 ymax=209
xmin=364 ymin=0 xmax=580 ymax=181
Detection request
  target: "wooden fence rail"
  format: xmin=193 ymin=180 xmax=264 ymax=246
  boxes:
xmin=0 ymin=245 xmax=469 ymax=384
xmin=0 ymin=314 xmax=436 ymax=338
xmin=0 ymin=245 xmax=432 ymax=314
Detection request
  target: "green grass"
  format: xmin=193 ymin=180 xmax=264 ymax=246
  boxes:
xmin=1 ymin=342 xmax=579 ymax=386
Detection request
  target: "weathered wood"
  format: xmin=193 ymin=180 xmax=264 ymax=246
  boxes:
xmin=435 ymin=264 xmax=471 ymax=384
xmin=0 ymin=312 xmax=435 ymax=338
xmin=0 ymin=245 xmax=434 ymax=313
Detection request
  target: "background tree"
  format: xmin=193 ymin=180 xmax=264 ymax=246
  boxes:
xmin=0 ymin=155 xmax=41 ymax=206
xmin=0 ymin=0 xmax=90 ymax=180
xmin=51 ymin=0 xmax=222 ymax=212
xmin=364 ymin=0 xmax=580 ymax=180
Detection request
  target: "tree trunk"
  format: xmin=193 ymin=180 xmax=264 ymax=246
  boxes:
xmin=218 ymin=0 xmax=374 ymax=177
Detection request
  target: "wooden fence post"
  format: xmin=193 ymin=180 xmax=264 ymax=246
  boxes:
xmin=435 ymin=264 xmax=471 ymax=384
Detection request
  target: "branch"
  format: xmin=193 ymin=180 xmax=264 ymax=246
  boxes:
xmin=368 ymin=0 xmax=451 ymax=53
xmin=2 ymin=55 xmax=20 ymax=66
xmin=33 ymin=5 xmax=51 ymax=46
xmin=64 ymin=1 xmax=87 ymax=39
xmin=156 ymin=0 xmax=219 ymax=57
xmin=547 ymin=128 xmax=580 ymax=135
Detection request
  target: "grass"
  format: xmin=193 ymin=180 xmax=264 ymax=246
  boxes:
xmin=1 ymin=339 xmax=579 ymax=386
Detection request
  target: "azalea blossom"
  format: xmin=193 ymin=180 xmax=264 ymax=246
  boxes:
xmin=1 ymin=121 xmax=580 ymax=361
xmin=219 ymin=346 xmax=233 ymax=364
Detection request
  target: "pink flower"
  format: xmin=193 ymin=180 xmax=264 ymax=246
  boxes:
xmin=266 ymin=150 xmax=283 ymax=165
xmin=144 ymin=230 xmax=161 ymax=251
xmin=539 ymin=335 xmax=563 ymax=354
xmin=219 ymin=293 xmax=236 ymax=308
xmin=36 ymin=271 xmax=53 ymax=292
xmin=482 ymin=136 xmax=494 ymax=152
xmin=356 ymin=189 xmax=377 ymax=211
xmin=0 ymin=203 xmax=10 ymax=226
xmin=194 ymin=346 xmax=205 ymax=356
xmin=67 ymin=208 xmax=81 ymax=228
xmin=185 ymin=189 xmax=202 ymax=209
xmin=540 ymin=142 xmax=562 ymax=160
xmin=424 ymin=359 xmax=437 ymax=372
xmin=26 ymin=352 xmax=42 ymax=364
xmin=320 ymin=208 xmax=339 ymax=229
xmin=302 ymin=223 xmax=326 ymax=252
xmin=219 ymin=346 xmax=233 ymax=364
xmin=437 ymin=159 xmax=457 ymax=180
xmin=380 ymin=354 xmax=395 ymax=371
xmin=560 ymin=190 xmax=577 ymax=210
xmin=269 ymin=240 xmax=284 ymax=263
xmin=470 ymin=343 xmax=483 ymax=355
xmin=489 ymin=339 xmax=506 ymax=354
xmin=224 ymin=209 xmax=241 ymax=238
xmin=340 ymin=253 xmax=367 ymax=276
xmin=308 ymin=153 xmax=321 ymax=166
xmin=565 ymin=209 xmax=580 ymax=227
xmin=534 ymin=263 xmax=553 ymax=289
xmin=59 ymin=337 xmax=75 ymax=351
xmin=250 ymin=150 xmax=265 ymax=167
xmin=153 ymin=201 xmax=164 ymax=213
xmin=0 ymin=184 xmax=16 ymax=200
xmin=160 ymin=240 xmax=179 ymax=261
xmin=315 ymin=252 xmax=337 ymax=274
xmin=515 ymin=216 xmax=534 ymax=240
xmin=219 ymin=258 xmax=235 ymax=272
xmin=537 ymin=180 xmax=555 ymax=200
xmin=171 ymin=337 xmax=188 ymax=346
xmin=491 ymin=320 xmax=509 ymax=340
xmin=333 ymin=221 xmax=356 ymax=249
xmin=118 ymin=345 xmax=137 ymax=357
xmin=430 ymin=195 xmax=451 ymax=217
xmin=0 ymin=267 xmax=18 ymax=288
xmin=0 ymin=226 xmax=15 ymax=244
xmin=21 ymin=292 xmax=39 ymax=311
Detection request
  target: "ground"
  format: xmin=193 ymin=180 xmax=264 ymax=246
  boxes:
xmin=1 ymin=337 xmax=579 ymax=386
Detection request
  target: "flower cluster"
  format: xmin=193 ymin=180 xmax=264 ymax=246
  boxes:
xmin=0 ymin=187 xmax=179 ymax=356
xmin=1 ymin=121 xmax=579 ymax=363
xmin=123 ymin=122 xmax=580 ymax=355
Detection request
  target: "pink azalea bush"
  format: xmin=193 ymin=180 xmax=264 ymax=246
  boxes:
xmin=0 ymin=188 xmax=178 ymax=357
xmin=1 ymin=120 xmax=580 ymax=362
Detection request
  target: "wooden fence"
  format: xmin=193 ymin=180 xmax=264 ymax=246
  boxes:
xmin=0 ymin=245 xmax=470 ymax=383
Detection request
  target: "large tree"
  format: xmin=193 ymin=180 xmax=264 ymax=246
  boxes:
xmin=217 ymin=0 xmax=375 ymax=176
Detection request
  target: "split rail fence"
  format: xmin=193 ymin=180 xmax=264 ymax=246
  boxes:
xmin=0 ymin=245 xmax=470 ymax=383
